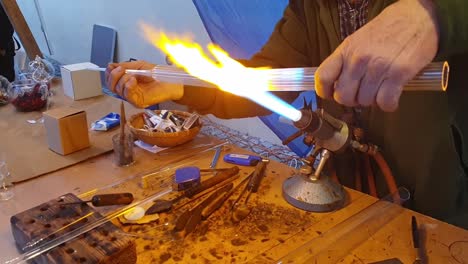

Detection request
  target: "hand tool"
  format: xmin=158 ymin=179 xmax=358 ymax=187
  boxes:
xmin=174 ymin=183 xmax=233 ymax=237
xmin=184 ymin=166 xmax=239 ymax=197
xmin=172 ymin=166 xmax=233 ymax=191
xmin=209 ymin=146 xmax=222 ymax=168
xmin=146 ymin=199 xmax=174 ymax=215
xmin=174 ymin=183 xmax=233 ymax=232
xmin=231 ymin=159 xmax=269 ymax=222
xmin=61 ymin=193 xmax=134 ymax=207
xmin=369 ymin=258 xmax=403 ymax=264
xmin=224 ymin=153 xmax=262 ymax=166
xmin=199 ymin=167 xmax=233 ymax=173
xmin=170 ymin=168 xmax=241 ymax=212
xmin=145 ymin=166 xmax=240 ymax=215
xmin=412 ymin=216 xmax=425 ymax=264
xmin=201 ymin=173 xmax=252 ymax=220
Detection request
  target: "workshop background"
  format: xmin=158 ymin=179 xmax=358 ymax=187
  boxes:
xmin=15 ymin=0 xmax=288 ymax=150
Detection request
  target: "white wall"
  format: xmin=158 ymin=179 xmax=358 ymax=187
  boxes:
xmin=17 ymin=0 xmax=214 ymax=64
xmin=16 ymin=0 xmax=283 ymax=145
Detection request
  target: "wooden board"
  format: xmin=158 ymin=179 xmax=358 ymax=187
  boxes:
xmin=0 ymin=135 xmax=467 ymax=263
xmin=10 ymin=193 xmax=136 ymax=264
xmin=0 ymin=80 xmax=140 ymax=183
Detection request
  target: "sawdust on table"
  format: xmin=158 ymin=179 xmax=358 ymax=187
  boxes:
xmin=115 ymin=169 xmax=316 ymax=264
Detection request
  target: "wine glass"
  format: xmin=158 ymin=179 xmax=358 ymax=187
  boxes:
xmin=0 ymin=161 xmax=14 ymax=201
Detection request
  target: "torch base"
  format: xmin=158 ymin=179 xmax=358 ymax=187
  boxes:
xmin=282 ymin=174 xmax=346 ymax=212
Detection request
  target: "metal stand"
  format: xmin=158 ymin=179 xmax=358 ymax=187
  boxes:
xmin=282 ymin=149 xmax=346 ymax=212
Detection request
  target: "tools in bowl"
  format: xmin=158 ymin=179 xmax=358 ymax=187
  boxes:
xmin=127 ymin=110 xmax=202 ymax=147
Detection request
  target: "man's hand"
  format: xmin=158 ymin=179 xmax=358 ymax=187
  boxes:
xmin=315 ymin=0 xmax=439 ymax=112
xmin=106 ymin=60 xmax=183 ymax=108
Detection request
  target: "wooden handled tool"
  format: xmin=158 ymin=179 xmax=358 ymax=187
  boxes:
xmin=231 ymin=160 xmax=269 ymax=222
xmin=174 ymin=183 xmax=233 ymax=236
xmin=62 ymin=193 xmax=134 ymax=207
xmin=201 ymin=174 xmax=252 ymax=220
xmin=146 ymin=166 xmax=240 ymax=215
xmin=246 ymin=160 xmax=268 ymax=193
xmin=184 ymin=166 xmax=239 ymax=198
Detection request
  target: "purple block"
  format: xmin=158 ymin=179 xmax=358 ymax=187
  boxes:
xmin=173 ymin=166 xmax=201 ymax=191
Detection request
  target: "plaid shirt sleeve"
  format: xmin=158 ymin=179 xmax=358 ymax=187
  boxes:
xmin=337 ymin=0 xmax=370 ymax=41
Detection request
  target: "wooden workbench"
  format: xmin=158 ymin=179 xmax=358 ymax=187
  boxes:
xmin=0 ymin=87 xmax=467 ymax=263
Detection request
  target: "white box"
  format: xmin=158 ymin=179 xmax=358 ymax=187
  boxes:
xmin=60 ymin=62 xmax=102 ymax=100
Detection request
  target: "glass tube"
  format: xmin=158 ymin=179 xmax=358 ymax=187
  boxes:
xmin=123 ymin=62 xmax=448 ymax=92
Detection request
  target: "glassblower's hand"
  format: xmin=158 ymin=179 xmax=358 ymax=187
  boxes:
xmin=315 ymin=0 xmax=439 ymax=112
xmin=105 ymin=60 xmax=183 ymax=108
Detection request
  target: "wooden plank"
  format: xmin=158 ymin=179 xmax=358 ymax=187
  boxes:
xmin=1 ymin=0 xmax=43 ymax=60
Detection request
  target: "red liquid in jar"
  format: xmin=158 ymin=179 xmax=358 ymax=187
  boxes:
xmin=11 ymin=83 xmax=49 ymax=112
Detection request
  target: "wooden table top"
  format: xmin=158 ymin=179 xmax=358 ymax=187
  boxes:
xmin=0 ymin=137 xmax=467 ymax=264
xmin=0 ymin=80 xmax=140 ymax=183
xmin=0 ymin=83 xmax=466 ymax=263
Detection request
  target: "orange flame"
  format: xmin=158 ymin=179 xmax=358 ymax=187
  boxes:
xmin=140 ymin=23 xmax=302 ymax=121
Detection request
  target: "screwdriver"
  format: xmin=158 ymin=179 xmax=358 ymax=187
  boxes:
xmin=62 ymin=193 xmax=134 ymax=207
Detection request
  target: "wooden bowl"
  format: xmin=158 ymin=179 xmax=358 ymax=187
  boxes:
xmin=127 ymin=110 xmax=201 ymax=148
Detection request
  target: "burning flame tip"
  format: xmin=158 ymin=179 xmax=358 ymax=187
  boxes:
xmin=138 ymin=23 xmax=301 ymax=121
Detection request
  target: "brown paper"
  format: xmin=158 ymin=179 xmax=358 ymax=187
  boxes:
xmin=0 ymin=80 xmax=140 ymax=183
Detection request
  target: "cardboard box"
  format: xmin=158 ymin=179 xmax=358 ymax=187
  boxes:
xmin=43 ymin=107 xmax=91 ymax=155
xmin=60 ymin=62 xmax=102 ymax=100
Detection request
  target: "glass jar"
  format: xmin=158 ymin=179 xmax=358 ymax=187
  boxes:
xmin=0 ymin=161 xmax=14 ymax=201
xmin=0 ymin=75 xmax=10 ymax=106
xmin=9 ymin=79 xmax=50 ymax=112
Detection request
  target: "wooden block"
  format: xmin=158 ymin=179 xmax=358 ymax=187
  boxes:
xmin=10 ymin=193 xmax=136 ymax=264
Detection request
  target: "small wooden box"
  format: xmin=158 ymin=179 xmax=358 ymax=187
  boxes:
xmin=10 ymin=193 xmax=136 ymax=264
xmin=43 ymin=107 xmax=90 ymax=155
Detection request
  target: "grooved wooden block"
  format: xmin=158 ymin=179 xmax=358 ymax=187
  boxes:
xmin=10 ymin=193 xmax=136 ymax=264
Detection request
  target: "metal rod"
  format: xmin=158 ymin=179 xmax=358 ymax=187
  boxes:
xmin=311 ymin=149 xmax=331 ymax=181
xmin=209 ymin=146 xmax=222 ymax=169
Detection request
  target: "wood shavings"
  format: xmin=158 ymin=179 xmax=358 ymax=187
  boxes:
xmin=124 ymin=199 xmax=316 ymax=263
